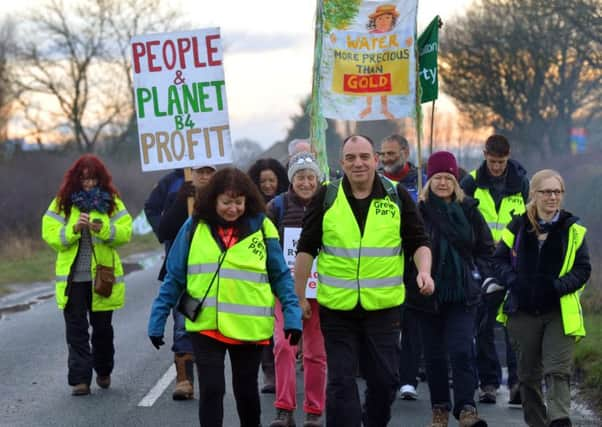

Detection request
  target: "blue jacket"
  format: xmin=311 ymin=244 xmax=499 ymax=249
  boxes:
xmin=144 ymin=169 xmax=184 ymax=243
xmin=148 ymin=214 xmax=302 ymax=338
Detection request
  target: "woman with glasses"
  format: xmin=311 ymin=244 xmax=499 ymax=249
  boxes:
xmin=41 ymin=155 xmax=132 ymax=396
xmin=410 ymin=151 xmax=493 ymax=427
xmin=267 ymin=152 xmax=326 ymax=427
xmin=494 ymin=169 xmax=591 ymax=427
xmin=148 ymin=167 xmax=301 ymax=427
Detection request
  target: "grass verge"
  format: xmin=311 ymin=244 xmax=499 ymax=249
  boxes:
xmin=0 ymin=233 xmax=160 ymax=296
xmin=574 ymin=312 xmax=602 ymax=412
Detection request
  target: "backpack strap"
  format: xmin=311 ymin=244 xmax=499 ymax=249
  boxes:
xmin=323 ymin=176 xmax=402 ymax=211
xmin=323 ymin=179 xmax=341 ymax=212
xmin=272 ymin=193 xmax=287 ymax=227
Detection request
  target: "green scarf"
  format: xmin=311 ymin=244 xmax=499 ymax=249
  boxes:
xmin=426 ymin=192 xmax=472 ymax=303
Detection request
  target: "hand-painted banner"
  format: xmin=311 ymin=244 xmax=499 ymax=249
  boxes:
xmin=131 ymin=28 xmax=232 ymax=172
xmin=318 ymin=0 xmax=418 ymax=121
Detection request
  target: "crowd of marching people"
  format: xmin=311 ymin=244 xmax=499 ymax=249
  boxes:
xmin=41 ymin=133 xmax=591 ymax=427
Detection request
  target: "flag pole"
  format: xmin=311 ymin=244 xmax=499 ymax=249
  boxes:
xmin=310 ymin=0 xmax=329 ymax=179
xmin=429 ymin=99 xmax=436 ymax=155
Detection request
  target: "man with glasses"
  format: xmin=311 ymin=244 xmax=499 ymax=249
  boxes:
xmin=461 ymin=134 xmax=529 ymax=406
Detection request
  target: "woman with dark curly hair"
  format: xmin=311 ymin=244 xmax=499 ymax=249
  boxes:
xmin=248 ymin=158 xmax=289 ymax=202
xmin=41 ymin=154 xmax=132 ymax=396
xmin=148 ymin=167 xmax=301 ymax=427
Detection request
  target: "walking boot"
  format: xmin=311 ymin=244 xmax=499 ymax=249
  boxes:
xmin=428 ymin=405 xmax=449 ymax=427
xmin=458 ymin=405 xmax=487 ymax=427
xmin=172 ymin=353 xmax=194 ymax=400
xmin=71 ymin=383 xmax=90 ymax=396
xmin=303 ymin=412 xmax=322 ymax=427
xmin=96 ymin=375 xmax=111 ymax=389
xmin=269 ymin=408 xmax=296 ymax=427
xmin=549 ymin=418 xmax=572 ymax=427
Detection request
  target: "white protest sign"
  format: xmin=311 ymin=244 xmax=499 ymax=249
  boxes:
xmin=283 ymin=227 xmax=318 ymax=299
xmin=131 ymin=28 xmax=232 ymax=172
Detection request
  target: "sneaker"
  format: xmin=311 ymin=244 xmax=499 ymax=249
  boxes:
xmin=549 ymin=418 xmax=572 ymax=427
xmin=71 ymin=383 xmax=90 ymax=396
xmin=269 ymin=408 xmax=296 ymax=427
xmin=508 ymin=384 xmax=522 ymax=405
xmin=459 ymin=405 xmax=487 ymax=427
xmin=303 ymin=412 xmax=323 ymax=427
xmin=478 ymin=385 xmax=497 ymax=404
xmin=96 ymin=375 xmax=111 ymax=389
xmin=399 ymin=384 xmax=418 ymax=400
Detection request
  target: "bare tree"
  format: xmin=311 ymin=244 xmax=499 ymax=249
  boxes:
xmin=13 ymin=0 xmax=127 ymax=152
xmin=0 ymin=18 xmax=17 ymax=142
xmin=440 ymin=0 xmax=602 ymax=156
xmin=103 ymin=0 xmax=186 ymax=110
xmin=12 ymin=0 xmax=185 ymax=153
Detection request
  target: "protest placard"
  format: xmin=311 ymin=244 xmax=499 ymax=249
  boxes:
xmin=131 ymin=28 xmax=232 ymax=171
xmin=283 ymin=227 xmax=317 ymax=299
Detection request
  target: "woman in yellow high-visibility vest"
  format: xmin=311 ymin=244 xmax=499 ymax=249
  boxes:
xmin=41 ymin=154 xmax=132 ymax=396
xmin=494 ymin=169 xmax=591 ymax=427
xmin=148 ymin=167 xmax=301 ymax=427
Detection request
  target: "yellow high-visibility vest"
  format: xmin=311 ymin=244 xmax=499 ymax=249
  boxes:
xmin=41 ymin=197 xmax=132 ymax=311
xmin=185 ymin=218 xmax=277 ymax=341
xmin=469 ymin=170 xmax=526 ymax=242
xmin=317 ymin=182 xmax=405 ymax=311
xmin=496 ymin=222 xmax=587 ymax=339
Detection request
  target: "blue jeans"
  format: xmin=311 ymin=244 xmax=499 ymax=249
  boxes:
xmin=171 ymin=309 xmax=193 ymax=354
xmin=419 ymin=303 xmax=478 ymax=419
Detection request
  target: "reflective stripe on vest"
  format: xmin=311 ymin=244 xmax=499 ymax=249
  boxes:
xmin=317 ymin=182 xmax=404 ymax=311
xmin=43 ymin=197 xmax=130 ymax=311
xmin=496 ymin=222 xmax=587 ymax=339
xmin=185 ymin=219 xmax=276 ymax=341
xmin=469 ymin=170 xmax=526 ymax=242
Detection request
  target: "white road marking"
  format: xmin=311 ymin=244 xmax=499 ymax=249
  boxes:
xmin=137 ymin=364 xmax=176 ymax=407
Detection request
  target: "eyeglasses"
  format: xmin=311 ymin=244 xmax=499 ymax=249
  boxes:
xmin=536 ymin=189 xmax=564 ymax=197
xmin=295 ymin=156 xmax=315 ymax=165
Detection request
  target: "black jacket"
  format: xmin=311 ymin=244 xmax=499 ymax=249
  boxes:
xmin=404 ymin=196 xmax=495 ymax=313
xmin=493 ymin=210 xmax=591 ymax=316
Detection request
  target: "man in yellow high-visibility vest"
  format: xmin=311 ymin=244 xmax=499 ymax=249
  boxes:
xmin=294 ymin=135 xmax=434 ymax=427
xmin=460 ymin=134 xmax=529 ymax=406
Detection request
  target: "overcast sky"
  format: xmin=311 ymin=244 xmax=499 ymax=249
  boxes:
xmin=1 ymin=0 xmax=473 ymax=148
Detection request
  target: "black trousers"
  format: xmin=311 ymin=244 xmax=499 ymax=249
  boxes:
xmin=419 ymin=303 xmax=478 ymax=419
xmin=63 ymin=281 xmax=114 ymax=386
xmin=399 ymin=306 xmax=423 ymax=388
xmin=320 ymin=305 xmax=400 ymax=427
xmin=190 ymin=333 xmax=263 ymax=427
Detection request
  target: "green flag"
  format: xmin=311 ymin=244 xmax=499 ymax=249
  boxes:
xmin=418 ymin=16 xmax=439 ymax=103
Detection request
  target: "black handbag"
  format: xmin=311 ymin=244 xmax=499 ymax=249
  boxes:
xmin=177 ymin=248 xmax=228 ymax=321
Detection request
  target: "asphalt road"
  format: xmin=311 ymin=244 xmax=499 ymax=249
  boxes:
xmin=0 ymin=252 xmax=598 ymax=427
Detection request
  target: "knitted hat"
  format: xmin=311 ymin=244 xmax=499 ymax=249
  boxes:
xmin=427 ymin=151 xmax=458 ymax=180
xmin=288 ymin=152 xmax=322 ymax=182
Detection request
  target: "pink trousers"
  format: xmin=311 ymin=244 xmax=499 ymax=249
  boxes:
xmin=273 ymin=299 xmax=326 ymax=415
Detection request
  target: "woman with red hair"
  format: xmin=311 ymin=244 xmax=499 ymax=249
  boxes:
xmin=42 ymin=154 xmax=132 ymax=396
